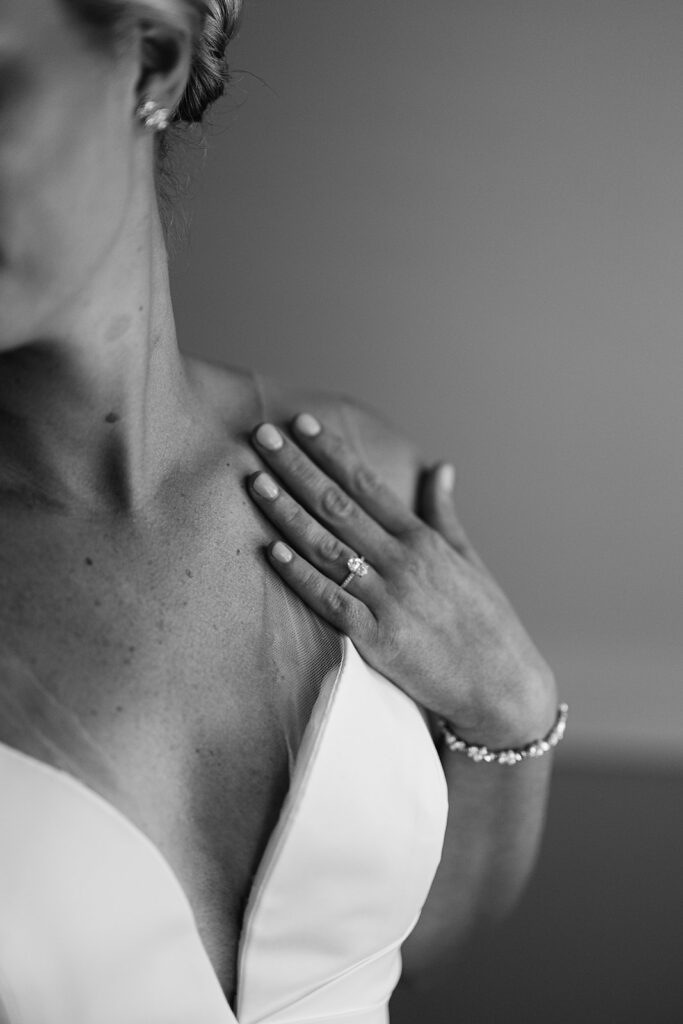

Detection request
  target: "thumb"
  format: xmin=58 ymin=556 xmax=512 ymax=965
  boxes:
xmin=419 ymin=462 xmax=470 ymax=555
xmin=421 ymin=464 xmax=490 ymax=573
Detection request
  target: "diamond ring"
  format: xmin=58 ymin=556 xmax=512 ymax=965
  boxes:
xmin=340 ymin=555 xmax=370 ymax=590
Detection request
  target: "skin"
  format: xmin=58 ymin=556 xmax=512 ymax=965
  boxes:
xmin=0 ymin=0 xmax=559 ymax=1008
xmin=245 ymin=414 xmax=559 ymax=989
xmin=248 ymin=418 xmax=557 ymax=748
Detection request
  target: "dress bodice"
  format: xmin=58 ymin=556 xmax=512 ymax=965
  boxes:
xmin=0 ymin=636 xmax=448 ymax=1024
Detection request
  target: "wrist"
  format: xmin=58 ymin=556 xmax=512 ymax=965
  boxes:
xmin=440 ymin=700 xmax=568 ymax=765
xmin=443 ymin=664 xmax=559 ymax=751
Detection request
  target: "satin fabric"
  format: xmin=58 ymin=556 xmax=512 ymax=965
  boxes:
xmin=0 ymin=637 xmax=448 ymax=1024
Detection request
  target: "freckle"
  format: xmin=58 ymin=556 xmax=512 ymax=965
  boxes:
xmin=116 ymin=705 xmax=124 ymax=713
xmin=128 ymin=645 xmax=135 ymax=653
xmin=123 ymin=657 xmax=131 ymax=665
xmin=236 ymin=548 xmax=241 ymax=555
xmin=85 ymin=556 xmax=93 ymax=566
xmin=105 ymin=412 xmax=120 ymax=424
xmin=138 ymin=305 xmax=144 ymax=312
xmin=94 ymin=598 xmax=101 ymax=607
xmin=185 ymin=568 xmax=193 ymax=578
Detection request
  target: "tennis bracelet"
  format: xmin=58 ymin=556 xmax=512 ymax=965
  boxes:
xmin=439 ymin=703 xmax=569 ymax=766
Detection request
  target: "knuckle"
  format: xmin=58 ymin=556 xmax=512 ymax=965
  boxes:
xmin=347 ymin=605 xmax=370 ymax=637
xmin=324 ymin=585 xmax=351 ymax=619
xmin=405 ymin=522 xmax=432 ymax=555
xmin=299 ymin=565 xmax=319 ymax=591
xmin=315 ymin=531 xmax=345 ymax=565
xmin=321 ymin=485 xmax=355 ymax=521
xmin=325 ymin=432 xmax=347 ymax=462
xmin=353 ymin=464 xmax=379 ymax=496
xmin=395 ymin=546 xmax=422 ymax=578
xmin=375 ymin=608 xmax=405 ymax=657
xmin=285 ymin=447 xmax=319 ymax=488
xmin=381 ymin=535 xmax=405 ymax=563
xmin=280 ymin=503 xmax=313 ymax=541
xmin=339 ymin=596 xmax=367 ymax=636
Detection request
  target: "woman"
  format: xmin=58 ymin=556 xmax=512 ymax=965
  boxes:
xmin=0 ymin=2 xmax=564 ymax=1022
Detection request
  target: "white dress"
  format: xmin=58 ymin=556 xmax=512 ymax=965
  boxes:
xmin=0 ymin=636 xmax=448 ymax=1024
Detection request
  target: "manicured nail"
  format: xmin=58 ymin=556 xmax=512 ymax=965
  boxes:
xmin=295 ymin=412 xmax=321 ymax=438
xmin=255 ymin=423 xmax=283 ymax=451
xmin=272 ymin=541 xmax=293 ymax=563
xmin=253 ymin=473 xmax=279 ymax=500
xmin=438 ymin=463 xmax=456 ymax=493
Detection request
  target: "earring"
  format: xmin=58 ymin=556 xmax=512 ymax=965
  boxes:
xmin=136 ymin=99 xmax=171 ymax=132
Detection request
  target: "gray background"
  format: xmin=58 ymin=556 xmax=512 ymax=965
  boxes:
xmin=171 ymin=3 xmax=683 ymax=1018
xmin=172 ymin=0 xmax=683 ymax=764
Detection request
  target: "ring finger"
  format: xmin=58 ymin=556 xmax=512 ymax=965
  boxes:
xmin=249 ymin=471 xmax=385 ymax=604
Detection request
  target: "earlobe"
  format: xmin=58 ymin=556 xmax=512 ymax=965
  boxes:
xmin=136 ymin=99 xmax=171 ymax=133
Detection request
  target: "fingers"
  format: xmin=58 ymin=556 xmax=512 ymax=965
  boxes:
xmin=286 ymin=415 xmax=420 ymax=536
xmin=251 ymin=421 xmax=405 ymax=567
xmin=267 ymin=539 xmax=378 ymax=640
xmin=249 ymin=470 xmax=385 ymax=606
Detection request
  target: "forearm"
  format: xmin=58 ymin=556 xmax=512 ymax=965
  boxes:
xmin=398 ymin=725 xmax=555 ymax=987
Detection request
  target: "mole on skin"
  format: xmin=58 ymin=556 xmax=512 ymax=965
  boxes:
xmin=104 ymin=412 xmax=120 ymax=424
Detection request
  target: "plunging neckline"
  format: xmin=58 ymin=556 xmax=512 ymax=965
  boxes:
xmin=0 ymin=633 xmax=348 ymax=1022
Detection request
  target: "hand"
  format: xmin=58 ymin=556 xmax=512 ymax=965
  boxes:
xmin=248 ymin=414 xmax=557 ymax=749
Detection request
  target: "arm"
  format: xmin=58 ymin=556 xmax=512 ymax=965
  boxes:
xmin=336 ymin=400 xmax=558 ymax=978
xmin=247 ymin=395 xmax=560 ymax=985
xmin=397 ymin=736 xmax=554 ymax=987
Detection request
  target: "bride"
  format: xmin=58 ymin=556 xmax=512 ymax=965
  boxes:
xmin=0 ymin=2 xmax=563 ymax=1021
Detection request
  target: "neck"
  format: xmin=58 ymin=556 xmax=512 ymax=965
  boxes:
xmin=0 ymin=200 xmax=204 ymax=517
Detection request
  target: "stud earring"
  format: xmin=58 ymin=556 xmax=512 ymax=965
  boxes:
xmin=136 ymin=99 xmax=171 ymax=132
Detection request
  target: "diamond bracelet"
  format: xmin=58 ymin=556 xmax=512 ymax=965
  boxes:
xmin=438 ymin=703 xmax=569 ymax=766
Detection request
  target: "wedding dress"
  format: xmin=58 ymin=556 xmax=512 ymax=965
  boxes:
xmin=0 ymin=371 xmax=449 ymax=1022
xmin=0 ymin=635 xmax=448 ymax=1024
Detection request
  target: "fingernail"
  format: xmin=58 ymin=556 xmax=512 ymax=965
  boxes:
xmin=253 ymin=473 xmax=279 ymax=500
xmin=438 ymin=463 xmax=456 ymax=493
xmin=272 ymin=541 xmax=293 ymax=563
xmin=295 ymin=412 xmax=321 ymax=438
xmin=255 ymin=423 xmax=283 ymax=451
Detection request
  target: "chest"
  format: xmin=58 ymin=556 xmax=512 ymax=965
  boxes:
xmin=0 ymin=499 xmax=338 ymax=1001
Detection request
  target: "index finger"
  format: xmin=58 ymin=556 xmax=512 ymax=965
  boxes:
xmin=291 ymin=412 xmax=422 ymax=537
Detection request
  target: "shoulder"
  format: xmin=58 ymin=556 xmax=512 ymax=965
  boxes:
xmin=186 ymin=355 xmax=428 ymax=512
xmin=256 ymin=372 xmax=427 ymax=514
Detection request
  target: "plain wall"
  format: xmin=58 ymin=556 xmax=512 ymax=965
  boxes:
xmin=171 ymin=0 xmax=683 ymax=763
xmin=390 ymin=759 xmax=683 ymax=1022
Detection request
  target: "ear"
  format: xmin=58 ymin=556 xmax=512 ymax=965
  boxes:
xmin=134 ymin=13 xmax=196 ymax=116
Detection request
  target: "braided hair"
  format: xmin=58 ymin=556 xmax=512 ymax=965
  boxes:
xmin=175 ymin=1 xmax=241 ymax=123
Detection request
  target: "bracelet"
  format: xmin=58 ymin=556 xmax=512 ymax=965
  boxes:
xmin=438 ymin=703 xmax=569 ymax=766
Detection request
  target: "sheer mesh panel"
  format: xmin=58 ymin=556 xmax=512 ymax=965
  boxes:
xmin=250 ymin=371 xmax=344 ymax=775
